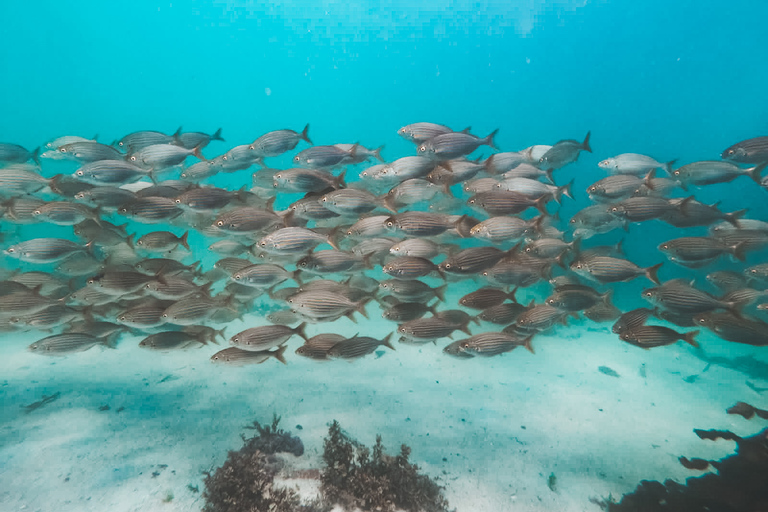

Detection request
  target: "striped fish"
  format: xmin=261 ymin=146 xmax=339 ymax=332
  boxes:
xmin=128 ymin=143 xmax=205 ymax=170
xmin=293 ymin=145 xmax=353 ymax=168
xmin=439 ymin=246 xmax=511 ymax=275
xmin=273 ymin=168 xmax=344 ymax=193
xmin=612 ymin=308 xmax=655 ymax=335
xmin=619 ymin=326 xmax=699 ymax=349
xmin=0 ymin=143 xmax=40 ymax=164
xmin=28 ymin=333 xmax=112 ymax=355
xmin=250 ymin=125 xmax=311 ymax=158
xmin=118 ymin=197 xmax=182 ymax=222
xmin=74 ymin=160 xmax=151 ymax=185
xmin=694 ymin=312 xmax=768 ymax=346
xmin=642 ymin=280 xmax=743 ymax=315
xmin=721 ymin=136 xmax=768 ymax=164
xmin=384 ymin=211 xmax=456 ymax=237
xmin=230 ymin=323 xmax=307 ymax=351
xmin=383 ymin=256 xmax=442 ymax=280
xmin=418 ymin=130 xmax=498 ymax=160
xmin=470 ymin=216 xmax=534 ymax=243
xmin=4 ymin=238 xmax=89 ymax=263
xmin=0 ymin=167 xmax=49 ymax=195
xmin=515 ymin=304 xmax=568 ymax=333
xmin=178 ymin=128 xmax=224 ymax=149
xmin=458 ymin=332 xmax=533 ymax=356
xmin=117 ymin=128 xmax=180 ymax=151
xmin=213 ymin=206 xmax=282 ymax=234
xmin=58 ymin=141 xmax=123 ymax=162
xmin=327 ymin=333 xmax=394 ymax=359
xmin=211 ymin=346 xmax=287 ymax=365
xmin=398 ymin=122 xmax=459 ymax=144
xmin=476 ymin=303 xmax=529 ymax=325
xmin=139 ymin=331 xmax=205 ymax=350
xmin=398 ymin=317 xmax=470 ymax=343
xmin=571 ymin=255 xmax=662 ymax=285
xmin=256 ymin=227 xmax=338 ymax=254
xmin=467 ymin=190 xmax=548 ymax=216
xmin=459 ymin=287 xmax=517 ymax=310
xmin=116 ymin=306 xmax=167 ymax=328
xmin=287 ymin=290 xmax=369 ymax=320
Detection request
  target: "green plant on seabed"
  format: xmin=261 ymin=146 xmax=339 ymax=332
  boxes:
xmin=321 ymin=420 xmax=450 ymax=512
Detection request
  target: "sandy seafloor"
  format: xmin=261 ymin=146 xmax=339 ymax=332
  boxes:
xmin=1 ymin=295 xmax=766 ymax=512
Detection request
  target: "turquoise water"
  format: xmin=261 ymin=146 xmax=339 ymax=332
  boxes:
xmin=2 ymin=2 xmax=768 ymax=511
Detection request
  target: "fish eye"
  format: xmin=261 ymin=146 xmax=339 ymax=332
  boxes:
xmin=660 ymin=244 xmax=668 ymax=250
xmin=130 ymin=156 xmax=136 ymax=161
xmin=386 ymin=221 xmax=394 ymax=227
xmin=76 ymin=170 xmax=84 ymax=176
xmin=59 ymin=148 xmax=66 ymax=152
xmin=260 ymin=241 xmax=267 ymax=246
xmin=233 ymin=337 xmax=239 ymax=343
xmin=444 ymin=263 xmax=451 ymax=268
xmin=751 ymin=269 xmax=757 ymax=274
xmin=175 ymin=199 xmax=181 ymax=204
xmin=234 ymin=274 xmax=241 ymax=280
xmin=223 ymin=156 xmax=228 ymax=160
xmin=673 ymin=171 xmax=680 ymax=176
xmin=33 ymin=210 xmax=41 ymax=215
xmin=727 ymin=149 xmax=734 ymax=155
xmin=419 ymin=146 xmax=426 ymax=152
xmin=216 ymin=220 xmax=224 ymax=226
xmin=293 ymin=156 xmax=300 ymax=162
xmin=119 ymin=316 xmax=126 ymax=321
xmin=162 ymin=314 xmax=168 ymax=318
xmin=644 ymin=292 xmax=652 ymax=297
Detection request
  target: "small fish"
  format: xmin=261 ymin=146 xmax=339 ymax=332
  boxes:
xmin=28 ymin=333 xmax=113 ymax=355
xmin=74 ymin=160 xmax=151 ymax=185
xmin=256 ymin=227 xmax=337 ymax=254
xmin=4 ymin=238 xmax=90 ymax=263
xmin=571 ymin=255 xmax=662 ymax=285
xmin=230 ymin=323 xmax=307 ymax=351
xmin=694 ymin=312 xmax=768 ymax=346
xmin=417 ymin=130 xmax=498 ymax=160
xmin=475 ymin=302 xmax=529 ymax=325
xmin=459 ymin=332 xmax=533 ymax=356
xmin=136 ymin=231 xmax=190 ymax=253
xmin=459 ymin=287 xmax=517 ymax=310
xmin=546 ymin=285 xmax=612 ymax=312
xmin=721 ymin=136 xmax=768 ymax=164
xmin=295 ymin=334 xmax=346 ymax=360
xmin=139 ymin=331 xmax=207 ymax=350
xmin=612 ymin=308 xmax=655 ymax=334
xmin=293 ymin=145 xmax=355 ymax=168
xmin=178 ymin=128 xmax=225 ymax=149
xmin=327 ymin=333 xmax=395 ymax=359
xmin=398 ymin=122 xmax=468 ymax=144
xmin=0 ymin=143 xmax=40 ymax=165
xmin=211 ymin=346 xmax=287 ymax=366
xmin=598 ymin=366 xmax=620 ymax=377
xmin=619 ymin=325 xmax=699 ymax=349
xmin=670 ymin=161 xmax=765 ymax=187
xmin=249 ymin=125 xmax=311 ymax=158
xmin=23 ymin=392 xmax=61 ymax=413
xmin=658 ymin=236 xmax=745 ymax=264
xmin=538 ymin=132 xmax=591 ymax=170
xmin=127 ymin=143 xmax=206 ymax=170
xmin=58 ymin=141 xmax=124 ymax=162
xmin=642 ymin=280 xmax=742 ymax=315
xmin=598 ymin=154 xmax=674 ymax=176
xmin=117 ymin=128 xmax=180 ymax=151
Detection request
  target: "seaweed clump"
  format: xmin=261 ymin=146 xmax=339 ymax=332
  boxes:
xmin=202 ymin=414 xmax=306 ymax=512
xmin=321 ymin=420 xmax=449 ymax=512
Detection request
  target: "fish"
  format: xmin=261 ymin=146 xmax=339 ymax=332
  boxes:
xmin=417 ymin=130 xmax=498 ymax=160
xmin=398 ymin=317 xmax=470 ymax=343
xmin=586 ymin=173 xmax=654 ymax=202
xmin=459 ymin=287 xmax=517 ymax=310
xmin=178 ymin=128 xmax=225 ymax=149
xmin=475 ymin=302 xmax=529 ymax=325
xmin=546 ymin=285 xmax=612 ymax=312
xmin=538 ymin=132 xmax=591 ymax=170
xmin=211 ymin=346 xmax=288 ymax=365
xmin=569 ymin=204 xmax=626 ymax=238
xmin=721 ymin=136 xmax=768 ymax=164
xmin=612 ymin=308 xmax=655 ymax=334
xmin=381 ymin=301 xmax=437 ymax=322
xmin=4 ymin=238 xmax=90 ymax=263
xmin=327 ymin=333 xmax=395 ymax=359
xmin=694 ymin=312 xmax=768 ymax=346
xmin=495 ymin=177 xmax=573 ymax=204
xmin=467 ymin=191 xmax=548 ymax=216
xmin=334 ymin=143 xmax=384 ymax=164
xmin=706 ymin=271 xmax=749 ymax=292
xmin=398 ymin=123 xmax=469 ymax=144
xmin=642 ymin=280 xmax=743 ymax=315
xmin=458 ymin=332 xmax=533 ymax=356
xmin=249 ymin=125 xmax=311 ymax=158
xmin=0 ymin=167 xmax=50 ymax=196
xmin=295 ymin=334 xmax=346 ymax=360
xmin=382 ymin=256 xmax=442 ymax=280
xmin=293 ymin=145 xmax=355 ymax=168
xmin=230 ymin=323 xmax=307 ymax=351
xmin=28 ymin=333 xmax=113 ymax=355
xmin=135 ymin=231 xmax=190 ymax=253
xmin=0 ymin=143 xmax=40 ymax=165
xmin=571 ymin=255 xmax=662 ymax=285
xmin=321 ymin=188 xmax=391 ymax=216
xmin=470 ymin=216 xmax=536 ymax=244
xmin=658 ymin=236 xmax=745 ymax=264
xmin=670 ymin=161 xmax=765 ymax=187
xmin=619 ymin=326 xmax=699 ymax=349
xmin=483 ymin=152 xmax=526 ymax=175
xmin=273 ymin=168 xmax=345 ymax=193
xmin=439 ymin=246 xmax=512 ymax=274
xmin=287 ymin=291 xmax=369 ymax=320
xmin=139 ymin=331 xmax=208 ymax=350
xmin=598 ymin=154 xmax=674 ymax=176
xmin=256 ymin=227 xmax=338 ymax=254
xmin=379 ymin=280 xmax=446 ymax=302
xmin=609 ymin=197 xmax=679 ymax=223
xmin=58 ymin=141 xmax=123 ymax=162
xmin=117 ymin=128 xmax=180 ymax=151
xmin=74 ymin=160 xmax=152 ymax=185
xmin=127 ymin=143 xmax=206 ymax=170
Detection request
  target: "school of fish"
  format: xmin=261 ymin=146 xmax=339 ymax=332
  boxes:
xmin=1 ymin=126 xmax=768 ymax=364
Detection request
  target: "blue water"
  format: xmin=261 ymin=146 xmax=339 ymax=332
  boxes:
xmin=2 ymin=1 xmax=768 ymax=511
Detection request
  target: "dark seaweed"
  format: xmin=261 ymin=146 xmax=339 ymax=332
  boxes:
xmin=609 ymin=421 xmax=768 ymax=511
xmin=320 ymin=420 xmax=449 ymax=512
xmin=242 ymin=413 xmax=304 ymax=457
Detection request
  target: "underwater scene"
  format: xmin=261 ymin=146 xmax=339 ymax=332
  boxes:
xmin=2 ymin=1 xmax=768 ymax=511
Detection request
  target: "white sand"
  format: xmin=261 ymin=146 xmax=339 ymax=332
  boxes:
xmin=0 ymin=311 xmax=765 ymax=512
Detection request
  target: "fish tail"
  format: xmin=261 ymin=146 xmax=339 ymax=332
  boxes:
xmin=544 ymin=168 xmax=555 ymax=184
xmin=533 ymin=195 xmax=549 ymax=215
xmin=434 ymin=284 xmax=447 ymax=302
xmin=731 ymin=241 xmax=747 ymax=262
xmin=581 ymin=131 xmax=592 ymax=153
xmin=381 ymin=332 xmax=395 ymax=351
xmin=125 ymin=233 xmax=135 ymax=250
xmin=682 ymin=330 xmax=700 ymax=348
xmin=102 ymin=332 xmax=120 ymax=349
xmin=748 ymin=162 xmax=767 ymax=183
xmin=200 ymin=282 xmax=214 ymax=298
xmin=334 ymin=169 xmax=347 ymax=189
xmin=192 ymin=143 xmax=207 ymax=162
xmin=645 ymin=263 xmax=663 ymax=285
xmin=179 ymin=231 xmax=190 ymax=251
xmin=360 ymin=252 xmax=375 ymax=270
xmin=373 ymin=145 xmax=385 ymax=162
xmin=326 ymin=226 xmax=340 ymax=250
xmin=381 ymin=194 xmax=398 ymax=214
xmin=212 ymin=127 xmax=225 ymax=142
xmin=459 ymin=321 xmax=472 ymax=336
xmin=300 ymin=124 xmax=312 ymax=144
xmin=172 ymin=126 xmax=183 ymax=145
xmin=273 ymin=345 xmax=288 ymax=365
xmin=31 ymin=147 xmax=41 ymax=166
xmin=355 ymin=298 xmax=370 ymax=319
xmin=725 ymin=208 xmax=747 ymax=228
xmin=294 ymin=321 xmax=308 ymax=341
xmin=523 ymin=335 xmax=535 ymax=354
xmin=663 ymin=159 xmax=677 ymax=176
xmin=483 ymin=128 xmax=500 ymax=150
xmin=561 ymin=178 xmax=575 ymax=200
xmin=508 ymin=286 xmax=518 ymax=303
xmin=602 ymin=288 xmax=614 ymax=305
xmin=643 ymin=168 xmax=656 ymax=190
xmin=483 ymin=154 xmax=496 ymax=174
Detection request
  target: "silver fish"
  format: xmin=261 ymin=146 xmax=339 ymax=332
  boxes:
xmin=598 ymin=153 xmax=673 ymax=176
xmin=249 ymin=125 xmax=311 ymax=158
xmin=230 ymin=323 xmax=307 ymax=351
xmin=28 ymin=333 xmax=112 ymax=355
xmin=417 ymin=130 xmax=498 ymax=160
xmin=538 ymin=132 xmax=591 ymax=170
xmin=211 ymin=346 xmax=287 ymax=365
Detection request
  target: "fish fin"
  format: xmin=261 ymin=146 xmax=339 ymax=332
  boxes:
xmin=533 ymin=195 xmax=549 ymax=215
xmin=124 ymin=234 xmax=135 ymax=250
xmin=381 ymin=332 xmax=395 ymax=351
xmin=569 ymin=237 xmax=582 ymax=257
xmin=748 ymin=162 xmax=767 ymax=184
xmin=645 ymin=263 xmax=663 ymax=285
xmin=442 ymin=181 xmax=455 ymax=198
xmin=434 ymin=284 xmax=447 ymax=302
xmin=372 ymin=145 xmax=385 ymax=162
xmin=544 ymin=168 xmax=555 ymax=185
xmin=508 ymin=286 xmax=518 ymax=303
xmin=484 ymin=154 xmax=496 ymax=174
xmin=560 ymin=178 xmax=574 ymax=201
xmin=294 ymin=321 xmax=308 ymax=341
xmin=725 ymin=208 xmax=747 ymax=228
xmin=273 ymin=345 xmax=288 ymax=364
xmin=355 ymin=298 xmax=370 ymax=319
xmin=31 ymin=147 xmax=41 ymax=166
xmin=300 ymin=124 xmax=312 ymax=145
xmin=460 ymin=126 xmax=472 ymax=134
xmin=179 ymin=231 xmax=190 ymax=251
xmin=483 ymin=129 xmax=500 ymax=150
xmin=683 ymin=330 xmax=700 ymax=348
xmin=334 ymin=169 xmax=347 ymax=189
xmin=643 ymin=168 xmax=656 ymax=189
xmin=731 ymin=241 xmax=747 ymax=263
xmin=615 ymin=238 xmax=625 ymax=256
xmin=523 ymin=335 xmax=535 ymax=354
xmin=326 ymin=226 xmax=341 ymax=250
xmin=381 ymin=194 xmax=398 ymax=214
xmin=581 ymin=131 xmax=592 ymax=153
xmin=663 ymin=159 xmax=677 ymax=176
xmin=459 ymin=322 xmax=472 ymax=335
xmin=102 ymin=332 xmax=120 ymax=349
xmin=192 ymin=143 xmax=207 ymax=162
xmin=602 ymin=288 xmax=614 ymax=305
xmin=212 ymin=128 xmax=224 ymax=142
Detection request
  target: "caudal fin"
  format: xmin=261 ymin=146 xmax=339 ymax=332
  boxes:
xmin=31 ymin=147 xmax=41 ymax=166
xmin=192 ymin=143 xmax=207 ymax=162
xmin=747 ymin=162 xmax=767 ymax=184
xmin=299 ymin=124 xmax=312 ymax=144
xmin=724 ymin=208 xmax=747 ymax=228
xmin=211 ymin=128 xmax=225 ymax=142
xmin=645 ymin=263 xmax=663 ymax=285
xmin=179 ymin=231 xmax=190 ymax=251
xmin=372 ymin=145 xmax=385 ymax=162
xmin=294 ymin=321 xmax=308 ymax=341
xmin=682 ymin=330 xmax=699 ymax=348
xmin=380 ymin=332 xmax=395 ymax=351
xmin=581 ymin=131 xmax=592 ymax=153
xmin=272 ymin=345 xmax=288 ymax=364
xmin=483 ymin=129 xmax=500 ymax=150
